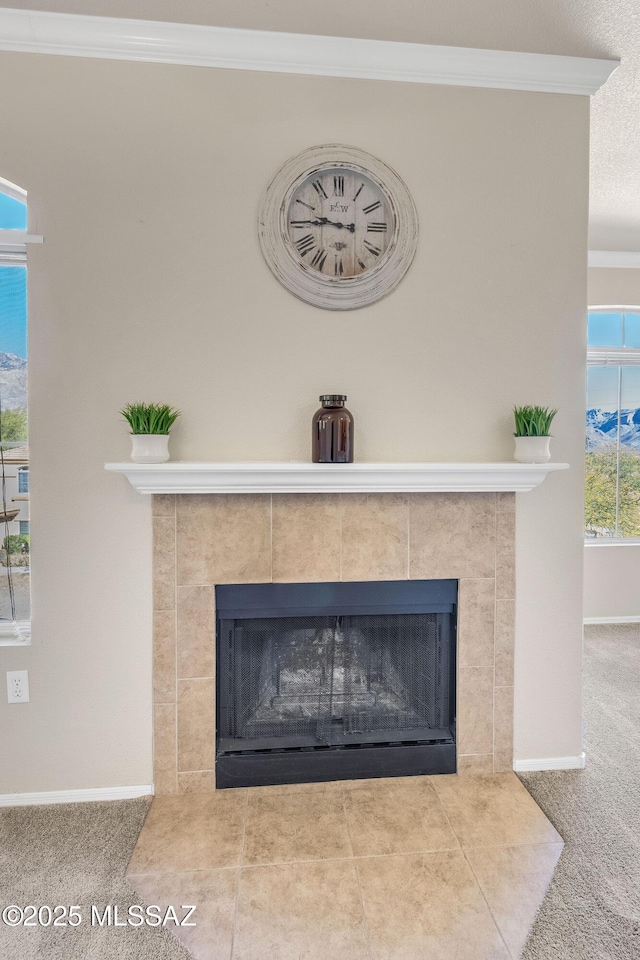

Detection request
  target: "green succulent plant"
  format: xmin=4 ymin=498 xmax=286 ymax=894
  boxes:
xmin=120 ymin=402 xmax=181 ymax=435
xmin=513 ymin=405 xmax=557 ymax=437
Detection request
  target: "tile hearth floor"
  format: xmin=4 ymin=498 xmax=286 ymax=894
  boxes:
xmin=126 ymin=773 xmax=563 ymax=960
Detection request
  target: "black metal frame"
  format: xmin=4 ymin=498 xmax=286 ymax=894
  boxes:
xmin=215 ymin=579 xmax=457 ymax=788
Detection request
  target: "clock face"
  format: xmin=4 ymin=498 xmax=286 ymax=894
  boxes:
xmin=258 ymin=145 xmax=418 ymax=311
xmin=287 ymin=168 xmax=394 ymax=280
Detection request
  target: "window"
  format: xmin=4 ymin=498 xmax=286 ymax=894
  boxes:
xmin=18 ymin=465 xmax=28 ymax=493
xmin=586 ymin=309 xmax=640 ymax=539
xmin=0 ymin=177 xmax=30 ymax=641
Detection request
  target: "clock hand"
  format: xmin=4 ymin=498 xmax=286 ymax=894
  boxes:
xmin=290 ymin=217 xmax=356 ymax=232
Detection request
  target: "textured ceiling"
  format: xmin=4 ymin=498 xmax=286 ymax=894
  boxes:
xmin=1 ymin=0 xmax=637 ymax=249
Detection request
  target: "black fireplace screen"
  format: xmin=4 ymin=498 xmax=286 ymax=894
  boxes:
xmin=216 ymin=581 xmax=456 ymax=764
xmin=219 ymin=613 xmax=452 ymax=749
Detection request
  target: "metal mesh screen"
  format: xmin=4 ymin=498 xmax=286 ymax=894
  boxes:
xmin=220 ymin=612 xmax=452 ymax=749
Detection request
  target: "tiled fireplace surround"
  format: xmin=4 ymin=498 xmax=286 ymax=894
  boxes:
xmin=151 ymin=491 xmax=515 ymax=794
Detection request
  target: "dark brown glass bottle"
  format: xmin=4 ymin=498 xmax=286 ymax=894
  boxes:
xmin=312 ymin=395 xmax=354 ymax=463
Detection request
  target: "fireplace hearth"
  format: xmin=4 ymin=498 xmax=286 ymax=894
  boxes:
xmin=216 ymin=580 xmax=457 ymax=788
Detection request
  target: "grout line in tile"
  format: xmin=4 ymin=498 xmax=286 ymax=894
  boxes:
xmin=176 ymin=676 xmax=215 ymax=681
xmin=269 ymin=494 xmax=273 ymax=583
xmin=338 ymin=493 xmax=343 ymax=581
xmin=229 ymin=790 xmax=249 ymax=960
xmin=429 ymin=784 xmax=463 ymax=852
xmin=405 ymin=493 xmax=411 ymax=580
xmin=129 ymin=843 xmax=540 ymax=883
xmin=173 ymin=503 xmax=178 ymax=794
xmin=462 ymin=846 xmax=514 ymax=959
xmin=340 ymin=785 xmax=374 ymax=959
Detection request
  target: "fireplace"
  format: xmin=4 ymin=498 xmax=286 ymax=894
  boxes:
xmin=216 ymin=579 xmax=457 ymax=787
xmin=149 ymin=491 xmax=516 ymax=794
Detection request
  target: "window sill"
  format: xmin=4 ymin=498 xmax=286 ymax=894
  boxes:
xmin=0 ymin=621 xmax=31 ymax=646
xmin=584 ymin=538 xmax=640 ymax=546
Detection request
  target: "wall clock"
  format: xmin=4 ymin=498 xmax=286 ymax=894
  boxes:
xmin=258 ymin=145 xmax=419 ymax=310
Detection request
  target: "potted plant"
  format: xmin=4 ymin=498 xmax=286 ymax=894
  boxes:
xmin=120 ymin=402 xmax=181 ymax=463
xmin=513 ymin=405 xmax=557 ymax=463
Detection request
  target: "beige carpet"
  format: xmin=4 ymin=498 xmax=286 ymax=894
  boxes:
xmin=0 ymin=796 xmax=187 ymax=959
xmin=520 ymin=623 xmax=640 ymax=959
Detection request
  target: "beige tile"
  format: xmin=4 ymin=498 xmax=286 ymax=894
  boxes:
xmin=153 ymin=517 xmax=175 ymax=611
xmin=152 ymin=494 xmax=176 ymax=518
xmin=496 ymin=493 xmax=514 ymax=515
xmin=457 ymin=666 xmax=494 ymax=756
xmin=409 ymin=493 xmax=495 ymax=580
xmin=176 ymin=494 xmax=271 ymax=585
xmin=466 ymin=843 xmax=564 ymax=958
xmin=132 ymin=867 xmax=238 ymax=960
xmin=178 ymin=679 xmax=214 ymax=773
xmin=272 ymin=494 xmax=340 ymax=582
xmin=177 ymin=585 xmax=214 ymax=679
xmin=154 ymin=702 xmax=177 ymax=796
xmin=341 ymin=775 xmax=434 ymax=791
xmin=496 ymin=494 xmax=515 ymax=600
xmin=458 ymin=579 xmax=495 ymax=667
xmin=357 ymin=850 xmax=509 ymax=960
xmin=430 ymin=772 xmax=562 ymax=848
xmin=243 ymin=791 xmax=353 ymax=865
xmin=341 ymin=493 xmax=408 ymax=581
xmin=127 ymin=792 xmax=247 ymax=874
xmin=343 ymin=778 xmax=459 ymax=856
xmin=495 ymin=600 xmax=515 ymax=686
xmin=153 ymin=610 xmax=176 ymax=704
xmin=457 ymin=755 xmax=494 ymax=776
xmin=178 ymin=770 xmax=217 ymax=793
xmin=246 ymin=780 xmax=343 ymax=797
xmin=494 ymin=686 xmax=514 ymax=773
xmin=234 ymin=860 xmax=369 ymax=960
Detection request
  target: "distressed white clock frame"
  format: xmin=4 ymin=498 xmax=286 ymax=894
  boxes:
xmin=258 ymin=144 xmax=419 ymax=310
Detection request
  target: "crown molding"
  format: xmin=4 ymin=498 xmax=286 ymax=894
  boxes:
xmin=588 ymin=250 xmax=640 ymax=268
xmin=0 ymin=8 xmax=618 ymax=94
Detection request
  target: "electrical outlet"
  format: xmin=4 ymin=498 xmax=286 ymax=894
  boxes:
xmin=6 ymin=670 xmax=29 ymax=703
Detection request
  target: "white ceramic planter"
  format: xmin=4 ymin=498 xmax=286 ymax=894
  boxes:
xmin=130 ymin=434 xmax=170 ymax=464
xmin=513 ymin=436 xmax=551 ymax=463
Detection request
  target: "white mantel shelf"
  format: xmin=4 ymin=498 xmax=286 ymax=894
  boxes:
xmin=105 ymin=461 xmax=569 ymax=495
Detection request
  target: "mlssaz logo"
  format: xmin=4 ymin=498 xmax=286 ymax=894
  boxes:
xmin=329 ymin=203 xmax=349 ymax=213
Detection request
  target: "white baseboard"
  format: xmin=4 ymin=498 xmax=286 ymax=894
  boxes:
xmin=514 ymin=753 xmax=586 ymax=772
xmin=584 ymin=616 xmax=640 ymax=624
xmin=0 ymin=784 xmax=154 ymax=807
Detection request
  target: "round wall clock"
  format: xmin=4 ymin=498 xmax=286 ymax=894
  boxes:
xmin=258 ymin=145 xmax=419 ymax=310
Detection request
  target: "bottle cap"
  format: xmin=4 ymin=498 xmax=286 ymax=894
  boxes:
xmin=319 ymin=395 xmax=347 ymax=402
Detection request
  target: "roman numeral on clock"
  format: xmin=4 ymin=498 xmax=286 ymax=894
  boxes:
xmin=367 ymin=222 xmax=387 ymax=233
xmin=296 ymin=198 xmax=315 ymax=211
xmin=357 ymin=257 xmax=367 ymax=271
xmin=362 ymin=200 xmax=381 ymax=215
xmin=333 ymin=175 xmax=345 ymax=197
xmin=353 ymin=182 xmax=365 ymax=201
xmin=363 ymin=239 xmax=381 ymax=257
xmin=334 ymin=256 xmax=344 ymax=276
xmin=312 ymin=180 xmax=328 ymax=199
xmin=295 ymin=233 xmax=316 ymax=256
xmin=311 ymin=248 xmax=328 ymax=271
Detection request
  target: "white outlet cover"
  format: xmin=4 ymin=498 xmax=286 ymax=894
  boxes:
xmin=6 ymin=670 xmax=29 ymax=703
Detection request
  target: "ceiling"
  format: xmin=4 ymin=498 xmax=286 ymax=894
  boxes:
xmin=2 ymin=0 xmax=638 ymax=250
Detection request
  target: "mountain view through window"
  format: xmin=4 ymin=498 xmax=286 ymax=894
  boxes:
xmin=586 ymin=311 xmax=640 ymax=538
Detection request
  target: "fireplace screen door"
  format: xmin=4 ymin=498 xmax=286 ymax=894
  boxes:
xmin=216 ymin=580 xmax=456 ymax=787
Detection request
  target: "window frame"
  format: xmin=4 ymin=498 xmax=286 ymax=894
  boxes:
xmin=586 ymin=305 xmax=640 ymax=545
xmin=0 ymin=178 xmax=33 ymax=644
